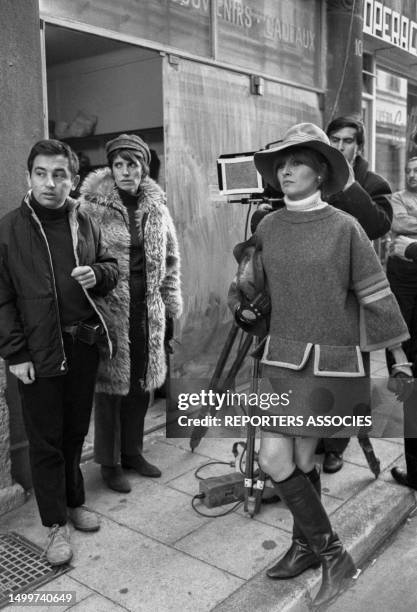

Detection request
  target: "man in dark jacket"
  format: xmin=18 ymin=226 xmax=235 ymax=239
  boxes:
xmin=0 ymin=140 xmax=118 ymax=566
xmin=326 ymin=116 xmax=392 ymax=239
xmin=387 ymin=161 xmax=417 ymax=491
xmin=321 ymin=116 xmax=393 ymax=473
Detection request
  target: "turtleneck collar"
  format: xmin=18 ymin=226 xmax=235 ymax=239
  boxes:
xmin=284 ymin=190 xmax=327 ymax=212
xmin=30 ymin=194 xmax=68 ymax=220
xmin=117 ymin=186 xmax=140 ymax=208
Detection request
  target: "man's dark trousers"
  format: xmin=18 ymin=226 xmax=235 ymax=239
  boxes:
xmin=404 ymin=384 xmax=417 ymax=484
xmin=19 ymin=334 xmax=99 ymax=526
xmin=386 ymin=257 xmax=417 ymax=369
xmin=386 ymin=257 xmax=417 ymax=484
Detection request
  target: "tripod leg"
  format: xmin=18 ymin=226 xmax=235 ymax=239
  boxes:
xmin=244 ymin=418 xmax=256 ymax=514
xmin=221 ymin=334 xmax=254 ymax=392
xmin=357 ymin=433 xmax=380 ymax=478
xmin=210 ymin=322 xmax=240 ymax=388
xmin=253 ymin=468 xmax=266 ymax=516
xmin=244 ymin=355 xmax=262 ymax=515
xmin=189 ymin=324 xmax=249 ymax=451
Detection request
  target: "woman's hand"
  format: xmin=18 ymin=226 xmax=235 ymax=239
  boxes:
xmin=392 ymin=235 xmax=416 ymax=258
xmin=391 ymin=372 xmax=414 ymax=402
xmin=389 ymin=346 xmax=414 ymax=401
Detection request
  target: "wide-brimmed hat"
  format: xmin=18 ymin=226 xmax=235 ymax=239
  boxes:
xmin=254 ymin=123 xmax=349 ymax=196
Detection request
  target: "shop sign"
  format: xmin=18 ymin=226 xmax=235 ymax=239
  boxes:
xmin=40 ymin=0 xmax=321 ymax=86
xmin=213 ymin=0 xmax=321 ymax=88
xmin=363 ymin=0 xmax=417 ymax=56
xmin=171 ymin=0 xmax=316 ymax=52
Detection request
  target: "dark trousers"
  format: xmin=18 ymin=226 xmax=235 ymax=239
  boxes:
xmin=322 ymin=437 xmax=350 ymax=454
xmin=386 ymin=257 xmax=417 ymax=479
xmin=94 ymin=272 xmax=150 ymax=466
xmin=94 ymin=389 xmax=150 ymax=466
xmin=386 ymin=257 xmax=417 ymax=370
xmin=404 ymin=388 xmax=417 ymax=483
xmin=19 ymin=336 xmax=99 ymax=527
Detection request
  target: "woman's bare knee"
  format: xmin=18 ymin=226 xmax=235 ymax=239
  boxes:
xmin=295 ymin=456 xmax=316 ymax=473
xmin=259 ymin=454 xmax=295 ymax=481
xmin=258 ymin=437 xmax=295 ymax=481
xmin=294 ymin=436 xmax=317 ymax=473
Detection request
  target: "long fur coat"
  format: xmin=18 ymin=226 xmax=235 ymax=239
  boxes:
xmin=79 ymin=167 xmax=182 ymax=393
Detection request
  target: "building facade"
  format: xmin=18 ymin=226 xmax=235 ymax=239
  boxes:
xmin=1 ymin=0 xmax=367 ymax=511
xmin=362 ymin=0 xmax=417 ymax=189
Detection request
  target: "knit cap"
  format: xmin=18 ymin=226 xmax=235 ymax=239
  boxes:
xmin=105 ymin=133 xmax=151 ymax=166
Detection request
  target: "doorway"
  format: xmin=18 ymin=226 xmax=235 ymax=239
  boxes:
xmin=44 ymin=24 xmax=165 ymax=189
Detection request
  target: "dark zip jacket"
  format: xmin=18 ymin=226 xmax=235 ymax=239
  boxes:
xmin=327 ymin=155 xmax=393 ymax=239
xmin=0 ymin=193 xmax=118 ymax=376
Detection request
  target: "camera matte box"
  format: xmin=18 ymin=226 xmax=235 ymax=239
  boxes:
xmin=217 ymin=153 xmax=264 ymax=195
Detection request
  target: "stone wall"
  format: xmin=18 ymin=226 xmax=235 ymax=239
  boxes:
xmin=0 ymin=359 xmax=25 ymax=516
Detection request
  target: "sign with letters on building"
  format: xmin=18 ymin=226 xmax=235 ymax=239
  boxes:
xmin=40 ymin=0 xmax=322 ymax=87
xmin=363 ymin=0 xmax=417 ymax=56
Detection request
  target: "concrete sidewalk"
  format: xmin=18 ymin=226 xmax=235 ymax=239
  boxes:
xmin=1 ymin=352 xmax=416 ymax=612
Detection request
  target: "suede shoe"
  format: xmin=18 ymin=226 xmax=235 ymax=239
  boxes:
xmin=68 ymin=506 xmax=100 ymax=532
xmin=44 ymin=524 xmax=72 ymax=566
xmin=121 ymin=453 xmax=162 ymax=478
xmin=101 ymin=465 xmax=131 ymax=493
xmin=323 ymin=452 xmax=344 ymax=474
xmin=391 ymin=467 xmax=417 ymax=491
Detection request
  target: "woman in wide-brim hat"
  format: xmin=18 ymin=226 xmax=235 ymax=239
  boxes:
xmin=79 ymin=134 xmax=182 ymax=493
xmin=250 ymin=123 xmax=411 ymax=607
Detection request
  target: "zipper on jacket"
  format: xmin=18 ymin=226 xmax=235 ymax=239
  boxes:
xmin=68 ymin=209 xmax=114 ymax=357
xmin=26 ymin=198 xmax=67 ymax=372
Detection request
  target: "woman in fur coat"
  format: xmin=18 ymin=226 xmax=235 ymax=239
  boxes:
xmin=79 ymin=133 xmax=182 ymax=492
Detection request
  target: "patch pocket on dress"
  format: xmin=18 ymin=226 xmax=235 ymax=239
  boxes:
xmin=260 ymin=336 xmax=313 ymax=370
xmin=313 ymin=345 xmax=365 ymax=377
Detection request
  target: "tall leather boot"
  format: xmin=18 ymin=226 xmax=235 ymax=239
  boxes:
xmin=267 ymin=467 xmax=321 ymax=579
xmin=272 ymin=468 xmax=356 ymax=609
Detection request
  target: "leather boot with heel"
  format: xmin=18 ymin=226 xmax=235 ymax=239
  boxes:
xmin=267 ymin=467 xmax=321 ymax=579
xmin=271 ymin=467 xmax=356 ymax=608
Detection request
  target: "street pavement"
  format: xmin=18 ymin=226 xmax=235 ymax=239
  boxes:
xmin=0 ymin=351 xmax=416 ymax=612
xmin=330 ymin=511 xmax=417 ymax=612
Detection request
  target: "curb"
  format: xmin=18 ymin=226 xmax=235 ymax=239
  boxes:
xmin=212 ymin=477 xmax=416 ymax=612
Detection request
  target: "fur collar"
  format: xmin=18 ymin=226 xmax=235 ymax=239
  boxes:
xmin=80 ymin=167 xmax=166 ymax=214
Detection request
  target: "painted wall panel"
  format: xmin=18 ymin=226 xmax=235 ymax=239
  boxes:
xmin=39 ymin=0 xmax=322 ymax=88
xmin=40 ymin=0 xmax=211 ymax=57
xmin=163 ymin=59 xmax=321 ymax=378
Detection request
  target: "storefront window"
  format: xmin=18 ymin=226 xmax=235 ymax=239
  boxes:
xmin=407 ymin=86 xmax=417 ymax=158
xmin=375 ymin=68 xmax=407 ymax=192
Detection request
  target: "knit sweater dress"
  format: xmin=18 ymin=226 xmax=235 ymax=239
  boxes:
xmin=255 ymin=204 xmax=409 ymax=437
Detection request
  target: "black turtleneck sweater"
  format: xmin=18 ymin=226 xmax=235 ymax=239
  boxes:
xmin=117 ymin=187 xmax=147 ymax=390
xmin=30 ymin=197 xmax=95 ymax=326
xmin=117 ymin=187 xmax=145 ymax=278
